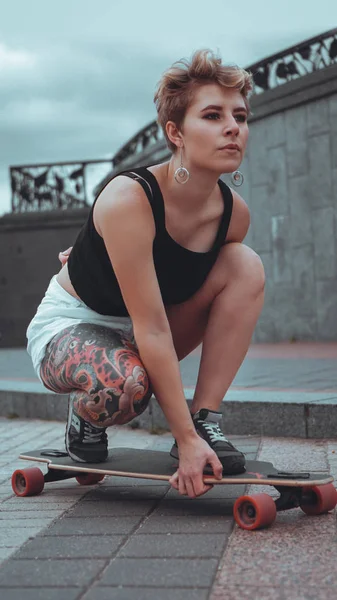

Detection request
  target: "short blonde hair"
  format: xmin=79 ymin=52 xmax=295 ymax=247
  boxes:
xmin=154 ymin=49 xmax=253 ymax=152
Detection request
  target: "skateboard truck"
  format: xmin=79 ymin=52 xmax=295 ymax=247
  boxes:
xmin=274 ymin=486 xmax=304 ymax=511
xmin=40 ymin=449 xmax=95 ymax=483
xmin=269 ymin=471 xmax=311 ymax=511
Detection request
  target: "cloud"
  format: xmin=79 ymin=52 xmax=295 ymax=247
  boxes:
xmin=0 ymin=42 xmax=37 ymax=69
xmin=1 ymin=39 xmax=166 ymax=117
xmin=0 ymin=39 xmax=168 ymax=214
xmin=0 ymin=0 xmax=335 ymax=215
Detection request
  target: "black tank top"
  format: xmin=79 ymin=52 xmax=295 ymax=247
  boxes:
xmin=67 ymin=166 xmax=233 ymax=316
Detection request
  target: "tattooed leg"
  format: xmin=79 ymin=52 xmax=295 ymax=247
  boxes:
xmin=40 ymin=323 xmax=152 ymax=427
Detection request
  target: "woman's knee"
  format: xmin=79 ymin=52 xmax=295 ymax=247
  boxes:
xmin=222 ymin=243 xmax=265 ymax=295
xmin=40 ymin=323 xmax=153 ymax=427
xmin=71 ymin=362 xmax=152 ymax=429
xmin=64 ymin=325 xmax=152 ymax=427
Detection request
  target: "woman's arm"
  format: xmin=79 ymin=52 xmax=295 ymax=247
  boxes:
xmin=94 ymin=176 xmax=222 ymax=496
xmin=226 ymin=189 xmax=250 ymax=243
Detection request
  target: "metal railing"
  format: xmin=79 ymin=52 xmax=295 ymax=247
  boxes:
xmin=10 ymin=159 xmax=113 ymax=213
xmin=247 ymin=27 xmax=337 ymax=93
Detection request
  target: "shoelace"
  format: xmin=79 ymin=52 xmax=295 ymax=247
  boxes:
xmin=201 ymin=422 xmax=229 ymax=444
xmin=83 ymin=422 xmax=106 ymax=445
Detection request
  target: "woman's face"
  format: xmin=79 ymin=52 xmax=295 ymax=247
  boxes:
xmin=177 ymin=83 xmax=249 ymax=173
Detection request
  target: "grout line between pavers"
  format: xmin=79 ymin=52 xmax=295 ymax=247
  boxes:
xmin=206 ymin=438 xmax=261 ymax=600
xmin=0 ymin=484 xmax=102 ymax=568
xmin=75 ymin=487 xmax=171 ymax=599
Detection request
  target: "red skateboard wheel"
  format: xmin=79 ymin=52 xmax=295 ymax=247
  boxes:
xmin=76 ymin=473 xmax=105 ymax=485
xmin=300 ymin=483 xmax=337 ymax=516
xmin=233 ymin=493 xmax=277 ymax=530
xmin=11 ymin=467 xmax=45 ymax=497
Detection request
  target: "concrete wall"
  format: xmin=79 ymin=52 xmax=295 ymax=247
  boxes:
xmin=0 ymin=210 xmax=89 ymax=347
xmin=222 ymin=63 xmax=337 ymax=342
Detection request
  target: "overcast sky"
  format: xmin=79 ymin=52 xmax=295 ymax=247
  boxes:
xmin=0 ymin=0 xmax=336 ymax=215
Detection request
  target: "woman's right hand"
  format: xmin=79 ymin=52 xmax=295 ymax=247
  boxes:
xmin=169 ymin=435 xmax=223 ymax=498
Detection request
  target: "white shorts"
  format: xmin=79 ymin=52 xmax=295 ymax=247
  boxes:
xmin=26 ymin=275 xmax=135 ymax=383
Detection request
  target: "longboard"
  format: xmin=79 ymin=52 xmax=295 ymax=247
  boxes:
xmin=12 ymin=448 xmax=337 ymax=530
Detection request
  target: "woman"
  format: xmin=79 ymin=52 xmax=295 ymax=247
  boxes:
xmin=27 ymin=49 xmax=265 ymax=499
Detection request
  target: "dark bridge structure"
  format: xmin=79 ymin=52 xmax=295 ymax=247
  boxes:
xmin=1 ymin=28 xmax=337 ymax=346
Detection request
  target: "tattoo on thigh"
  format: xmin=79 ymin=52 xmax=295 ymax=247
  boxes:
xmin=40 ymin=324 xmax=152 ymax=427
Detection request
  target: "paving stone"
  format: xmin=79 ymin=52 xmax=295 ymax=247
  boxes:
xmin=0 ymin=559 xmax=106 ymax=587
xmin=237 ymin=444 xmax=260 ymax=453
xmin=83 ymin=587 xmax=208 ymax=600
xmin=0 ymin=548 xmax=17 ymax=561
xmin=101 ymin=477 xmax=169 ymax=488
xmin=120 ymin=533 xmax=226 ymax=558
xmin=211 ymin=584 xmax=337 ymax=600
xmin=83 ymin=485 xmax=169 ymax=500
xmin=66 ymin=499 xmax=157 ymax=518
xmin=0 ymin=528 xmax=45 ymax=548
xmin=165 ymin=483 xmax=244 ymax=500
xmin=1 ymin=502 xmax=76 ymax=510
xmin=42 ymin=516 xmax=142 ymax=536
xmin=0 ymin=519 xmax=55 ymax=529
xmin=0 ymin=589 xmax=82 ymax=600
xmin=15 ymin=535 xmax=125 ymax=559
xmin=154 ymin=498 xmax=234 ymax=517
xmin=98 ymin=558 xmax=218 ymax=587
xmin=0 ymin=494 xmax=14 ymax=502
xmin=0 ymin=510 xmax=67 ymax=520
xmin=138 ymin=514 xmax=233 ymax=534
xmin=215 ymin=538 xmax=337 ymax=588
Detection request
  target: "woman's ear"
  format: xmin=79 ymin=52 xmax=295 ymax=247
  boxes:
xmin=165 ymin=121 xmax=183 ymax=149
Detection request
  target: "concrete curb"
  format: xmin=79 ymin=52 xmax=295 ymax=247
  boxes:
xmin=1 ymin=385 xmax=337 ymax=439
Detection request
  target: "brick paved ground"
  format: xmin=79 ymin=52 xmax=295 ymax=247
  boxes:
xmin=0 ymin=418 xmax=260 ymax=599
xmin=0 ymin=418 xmax=336 ymax=599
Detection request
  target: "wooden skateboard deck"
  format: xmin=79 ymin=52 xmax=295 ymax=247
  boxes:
xmin=12 ymin=448 xmax=337 ymax=530
xmin=17 ymin=447 xmax=334 ymax=487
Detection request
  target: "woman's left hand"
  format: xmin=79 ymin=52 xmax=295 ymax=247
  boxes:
xmin=58 ymin=247 xmax=73 ymax=266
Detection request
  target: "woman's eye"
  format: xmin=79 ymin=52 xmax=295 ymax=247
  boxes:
xmin=235 ymin=114 xmax=247 ymax=122
xmin=204 ymin=112 xmax=220 ymax=120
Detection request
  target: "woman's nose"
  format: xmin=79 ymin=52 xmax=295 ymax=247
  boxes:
xmin=223 ymin=118 xmax=240 ymax=136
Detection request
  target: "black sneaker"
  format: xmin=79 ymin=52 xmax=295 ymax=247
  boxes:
xmin=170 ymin=408 xmax=245 ymax=474
xmin=65 ymin=400 xmax=108 ymax=463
